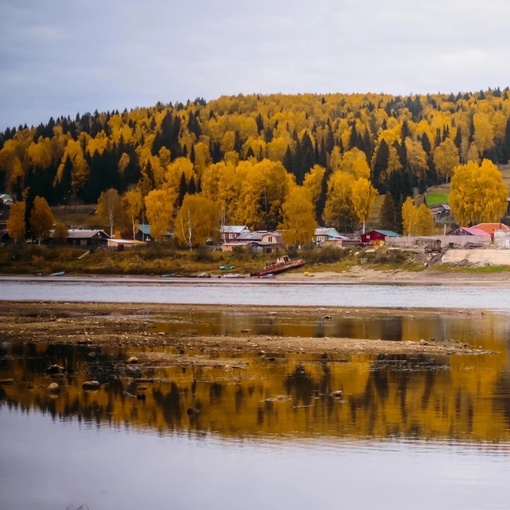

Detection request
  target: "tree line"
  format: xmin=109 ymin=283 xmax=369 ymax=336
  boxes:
xmin=1 ymin=89 xmax=510 ymax=243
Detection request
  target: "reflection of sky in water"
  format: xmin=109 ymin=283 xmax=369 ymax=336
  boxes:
xmin=1 ymin=407 xmax=510 ymax=510
xmin=1 ymin=277 xmax=510 ymax=310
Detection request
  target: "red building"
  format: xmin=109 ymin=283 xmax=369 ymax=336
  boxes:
xmin=361 ymin=230 xmax=401 ymax=245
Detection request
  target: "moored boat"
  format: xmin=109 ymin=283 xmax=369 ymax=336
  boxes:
xmin=250 ymin=255 xmax=305 ymax=277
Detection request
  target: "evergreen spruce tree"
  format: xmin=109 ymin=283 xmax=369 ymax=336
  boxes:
xmin=379 ymin=192 xmax=398 ymax=231
xmin=178 ymin=173 xmax=187 ymax=207
xmin=372 ymin=139 xmax=389 ymax=192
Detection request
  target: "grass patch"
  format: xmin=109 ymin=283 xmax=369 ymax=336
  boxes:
xmin=434 ymin=264 xmax=510 ymax=274
xmin=426 ymin=192 xmax=449 ymax=206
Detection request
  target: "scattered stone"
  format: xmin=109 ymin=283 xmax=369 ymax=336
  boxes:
xmin=46 ymin=364 xmax=64 ymax=375
xmin=324 ymin=315 xmax=332 ymax=320
xmin=419 ymin=339 xmax=428 ymax=346
xmin=47 ymin=382 xmax=60 ymax=393
xmin=88 ymin=351 xmax=96 ymax=358
xmin=320 ymin=352 xmax=328 ymax=359
xmin=82 ymin=380 xmax=100 ymax=391
xmin=265 ymin=395 xmax=291 ymax=402
xmin=127 ymin=356 xmax=139 ymax=364
xmin=0 ymin=378 xmax=15 ymax=385
xmin=329 ymin=390 xmax=343 ymax=399
xmin=187 ymin=407 xmax=200 ymax=415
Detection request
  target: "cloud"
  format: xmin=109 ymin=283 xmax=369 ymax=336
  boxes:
xmin=0 ymin=0 xmax=509 ymax=129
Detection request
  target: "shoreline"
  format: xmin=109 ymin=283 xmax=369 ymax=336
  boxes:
xmin=3 ymin=267 xmax=510 ymax=286
xmin=0 ymin=301 xmax=498 ymax=359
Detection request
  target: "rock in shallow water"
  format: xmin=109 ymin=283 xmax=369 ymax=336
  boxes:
xmin=82 ymin=380 xmax=100 ymax=391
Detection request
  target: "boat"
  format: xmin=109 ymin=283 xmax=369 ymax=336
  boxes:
xmin=250 ymin=255 xmax=306 ymax=277
xmin=50 ymin=271 xmax=65 ymax=277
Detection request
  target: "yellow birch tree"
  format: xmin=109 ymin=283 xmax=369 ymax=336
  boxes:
xmin=450 ymin=159 xmax=508 ymax=225
xmin=144 ymin=188 xmax=176 ymax=240
xmin=351 ymin=177 xmax=377 ymax=234
xmin=401 ymin=197 xmax=416 ymax=236
xmin=122 ymin=188 xmax=143 ymax=239
xmin=6 ymin=201 xmax=26 ymax=242
xmin=433 ymin=138 xmax=460 ymax=183
xmin=279 ymin=186 xmax=317 ymax=247
xmin=415 ymin=204 xmax=435 ymax=235
xmin=97 ymin=188 xmax=123 ymax=237
xmin=30 ymin=196 xmax=54 ymax=243
xmin=174 ymin=194 xmax=219 ymax=250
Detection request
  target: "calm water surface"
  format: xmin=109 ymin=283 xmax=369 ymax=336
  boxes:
xmin=2 ymin=276 xmax=510 ymax=509
xmin=1 ymin=275 xmax=510 ymax=309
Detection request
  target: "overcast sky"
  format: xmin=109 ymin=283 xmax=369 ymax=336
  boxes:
xmin=1 ymin=0 xmax=509 ymax=131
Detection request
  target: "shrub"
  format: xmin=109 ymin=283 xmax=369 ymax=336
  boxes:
xmin=194 ymin=245 xmax=213 ymax=262
xmin=302 ymin=245 xmax=344 ymax=264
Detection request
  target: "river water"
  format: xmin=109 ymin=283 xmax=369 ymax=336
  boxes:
xmin=1 ymin=277 xmax=510 ymax=509
xmin=1 ymin=274 xmax=510 ymax=309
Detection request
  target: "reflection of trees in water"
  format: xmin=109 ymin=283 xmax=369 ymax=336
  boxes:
xmin=285 ymin=362 xmax=333 ymax=407
xmin=493 ymin=371 xmax=510 ymax=428
xmin=285 ymin=364 xmax=316 ymax=407
xmin=152 ymin=382 xmax=183 ymax=429
xmin=349 ymin=354 xmax=449 ymax=436
xmin=3 ymin=340 xmax=510 ymax=441
xmin=210 ymin=382 xmax=223 ymax=404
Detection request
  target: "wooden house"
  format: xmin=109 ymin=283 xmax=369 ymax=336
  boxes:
xmin=314 ymin=227 xmax=350 ymax=246
xmin=361 ymin=229 xmax=401 ymax=245
xmin=221 ymin=225 xmax=250 ymax=243
xmin=221 ymin=230 xmax=284 ymax=253
xmin=134 ymin=224 xmax=173 ymax=242
xmin=64 ymin=229 xmax=110 ymax=247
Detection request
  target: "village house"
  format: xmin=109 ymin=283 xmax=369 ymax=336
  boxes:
xmin=220 ymin=225 xmax=250 ymax=243
xmin=0 ymin=194 xmax=14 ymax=206
xmin=471 ymin=223 xmax=510 ymax=242
xmin=106 ymin=238 xmax=146 ymax=251
xmin=221 ymin=230 xmax=284 ymax=253
xmin=58 ymin=228 xmax=110 ymax=247
xmin=134 ymin=224 xmax=173 ymax=242
xmin=314 ymin=227 xmax=350 ymax=246
xmin=428 ymin=203 xmax=451 ymax=217
xmin=447 ymin=226 xmax=491 ymax=238
xmin=361 ymin=229 xmax=401 ymax=245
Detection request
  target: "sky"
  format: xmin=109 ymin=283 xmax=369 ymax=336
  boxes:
xmin=1 ymin=0 xmax=509 ymax=131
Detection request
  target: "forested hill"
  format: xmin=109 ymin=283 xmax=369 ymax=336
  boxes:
xmin=1 ymin=89 xmax=510 ymax=231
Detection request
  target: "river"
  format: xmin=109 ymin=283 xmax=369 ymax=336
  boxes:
xmin=1 ymin=276 xmax=510 ymax=509
xmin=1 ymin=274 xmax=510 ymax=309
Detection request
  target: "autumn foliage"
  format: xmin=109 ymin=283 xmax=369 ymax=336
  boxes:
xmin=1 ymin=89 xmax=510 ymax=242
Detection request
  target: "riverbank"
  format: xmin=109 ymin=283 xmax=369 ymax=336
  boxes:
xmin=276 ymin=266 xmax=510 ymax=284
xmin=0 ymin=302 xmax=496 ymax=365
